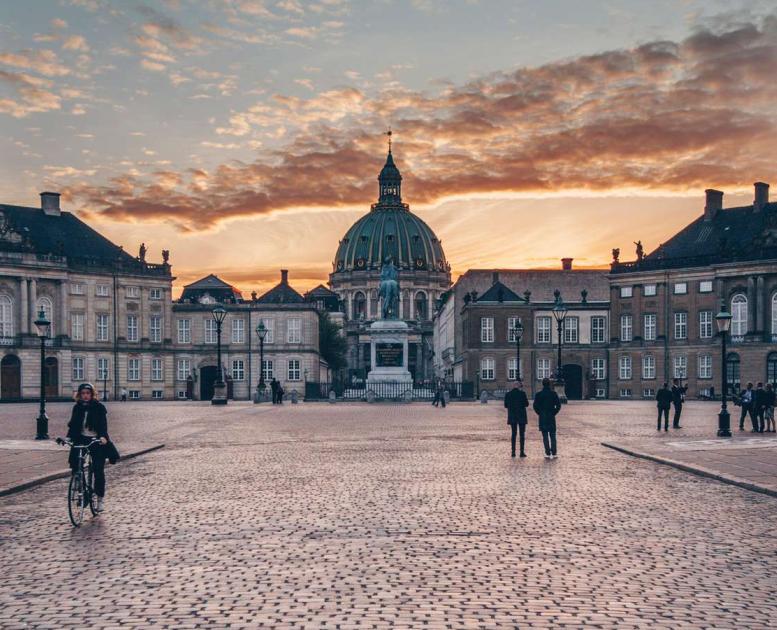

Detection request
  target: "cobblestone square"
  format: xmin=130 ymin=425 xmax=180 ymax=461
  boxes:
xmin=1 ymin=400 xmax=776 ymax=628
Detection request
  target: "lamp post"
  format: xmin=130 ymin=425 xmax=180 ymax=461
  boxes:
xmin=513 ymin=320 xmax=524 ymax=382
xmin=211 ymin=306 xmax=228 ymax=405
xmin=552 ymin=291 xmax=568 ymax=385
xmin=255 ymin=320 xmax=268 ymax=402
xmin=34 ymin=308 xmax=50 ymax=440
xmin=716 ymin=300 xmax=733 ymax=437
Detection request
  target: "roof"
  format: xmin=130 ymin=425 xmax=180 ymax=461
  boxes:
xmin=256 ymin=271 xmax=305 ymax=304
xmin=305 ymin=284 xmax=338 ymax=297
xmin=184 ymin=274 xmax=238 ymax=291
xmin=475 ymin=280 xmax=526 ymax=304
xmin=455 ymin=269 xmax=610 ymax=303
xmin=179 ymin=273 xmax=243 ymax=302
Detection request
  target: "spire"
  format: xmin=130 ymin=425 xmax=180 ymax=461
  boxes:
xmin=378 ymin=129 xmax=402 ymax=204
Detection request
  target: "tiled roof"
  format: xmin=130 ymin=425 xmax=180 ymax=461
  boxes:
xmin=475 ymin=281 xmax=526 ymax=303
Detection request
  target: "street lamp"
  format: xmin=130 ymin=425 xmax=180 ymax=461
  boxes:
xmin=211 ymin=305 xmax=228 ymax=405
xmin=552 ymin=290 xmax=568 ymax=385
xmin=255 ymin=320 xmax=268 ymax=402
xmin=513 ymin=319 xmax=524 ymax=382
xmin=34 ymin=308 xmax=50 ymax=440
xmin=716 ymin=300 xmax=733 ymax=437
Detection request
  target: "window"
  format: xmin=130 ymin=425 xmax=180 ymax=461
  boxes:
xmin=287 ymin=359 xmax=301 ymax=381
xmin=177 ymin=390 xmax=187 ymax=400
xmin=204 ymin=319 xmax=217 ymax=344
xmin=643 ymin=388 xmax=656 ymax=398
xmin=536 ymin=358 xmax=551 ymax=380
xmin=674 ymin=312 xmax=687 ymax=340
xmin=96 ymin=313 xmax=109 ymax=342
xmin=698 ymin=354 xmax=712 ymax=379
xmin=674 ymin=282 xmax=687 ymax=295
xmin=620 ymin=314 xmax=633 ymax=342
xmin=507 ymin=357 xmax=521 ymax=381
xmin=72 ymin=357 xmax=84 ymax=381
xmin=126 ymin=286 xmax=139 ymax=298
xmin=641 ymin=314 xmax=655 ymax=341
xmin=507 ymin=317 xmax=522 ymax=343
xmin=727 ymin=353 xmax=741 ymax=392
xmin=619 ymin=388 xmax=632 ymax=398
xmin=232 ymin=359 xmax=245 ymax=381
xmin=152 ymin=390 xmax=163 ymax=400
xmin=536 ymin=316 xmax=551 ymax=343
xmin=71 ymin=313 xmax=84 ymax=341
xmin=415 ymin=291 xmax=428 ymax=320
xmin=96 ymin=284 xmax=109 ymax=297
xmin=128 ymin=358 xmax=141 ymax=381
xmin=353 ymin=291 xmax=366 ymax=320
xmin=262 ymin=359 xmax=273 ymax=381
xmin=287 ymin=318 xmax=302 ymax=344
xmin=480 ymin=357 xmax=495 ymax=380
xmin=231 ymin=318 xmax=245 ymax=344
xmin=0 ymin=295 xmax=13 ymax=337
xmin=699 ymin=280 xmax=713 ymax=293
xmin=564 ymin=316 xmax=579 ymax=343
xmin=150 ymin=316 xmax=162 ymax=343
xmin=150 ymin=288 xmax=162 ymax=300
xmin=177 ymin=319 xmax=191 ymax=344
xmin=97 ymin=358 xmax=109 ymax=381
xmin=591 ymin=358 xmax=606 ymax=380
xmin=480 ymin=317 xmax=494 ymax=343
xmin=619 ymin=356 xmax=632 ymax=379
xmin=36 ymin=297 xmax=53 ymax=336
xmin=263 ymin=319 xmax=275 ymax=344
xmin=70 ymin=283 xmax=85 ymax=295
xmin=591 ymin=317 xmax=606 ymax=343
xmin=642 ymin=355 xmax=655 ymax=379
xmin=129 ymin=390 xmax=140 ymax=400
xmin=772 ymin=295 xmax=777 ymax=339
xmin=151 ymin=358 xmax=163 ymax=381
xmin=731 ymin=294 xmax=748 ymax=337
xmin=595 ymin=388 xmax=606 ymax=398
xmin=620 ymin=286 xmax=633 ymax=298
xmin=699 ymin=311 xmax=713 ymax=339
xmin=643 ymin=284 xmax=657 ymax=297
xmin=127 ymin=315 xmax=138 ymax=342
xmin=673 ymin=355 xmax=687 ymax=379
xmin=767 ymin=352 xmax=777 ymax=386
xmin=177 ymin=359 xmax=190 ymax=381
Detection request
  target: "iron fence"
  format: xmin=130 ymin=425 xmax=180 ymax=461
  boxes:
xmin=305 ymin=380 xmax=474 ymax=401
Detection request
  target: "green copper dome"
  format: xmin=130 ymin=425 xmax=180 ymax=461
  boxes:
xmin=333 ymin=150 xmax=449 ymax=274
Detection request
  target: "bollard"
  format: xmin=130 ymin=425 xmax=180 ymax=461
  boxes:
xmin=328 ymin=390 xmax=336 ymax=404
xmin=480 ymin=390 xmax=489 ymax=404
xmin=366 ymin=390 xmax=376 ymax=403
xmin=443 ymin=390 xmax=451 ymax=405
xmin=291 ymin=390 xmax=299 ymax=404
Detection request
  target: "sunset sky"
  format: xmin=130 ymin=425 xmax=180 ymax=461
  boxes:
xmin=1 ymin=0 xmax=776 ymax=296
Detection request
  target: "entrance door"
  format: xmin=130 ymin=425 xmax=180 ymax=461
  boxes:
xmin=200 ymin=365 xmax=218 ymax=401
xmin=44 ymin=357 xmax=58 ymax=398
xmin=1 ymin=354 xmax=21 ymax=399
xmin=562 ymin=364 xmax=583 ymax=400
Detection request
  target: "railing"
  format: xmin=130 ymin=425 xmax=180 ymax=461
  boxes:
xmin=610 ymin=247 xmax=777 ymax=274
xmin=305 ymin=380 xmax=474 ymax=401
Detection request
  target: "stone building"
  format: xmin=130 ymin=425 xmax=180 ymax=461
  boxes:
xmin=329 ymin=145 xmax=451 ymax=383
xmin=0 ymin=192 xmax=174 ymax=401
xmin=608 ymin=184 xmax=777 ymax=399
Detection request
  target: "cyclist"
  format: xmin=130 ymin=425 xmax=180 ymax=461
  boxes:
xmin=66 ymin=383 xmax=113 ymax=512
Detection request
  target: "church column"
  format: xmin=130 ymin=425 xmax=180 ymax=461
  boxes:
xmin=756 ymin=275 xmax=765 ymax=335
xmin=428 ymin=292 xmax=434 ymax=321
xmin=366 ymin=290 xmax=371 ymax=320
xmin=347 ymin=292 xmax=353 ymax=321
xmin=399 ymin=292 xmax=404 ymax=320
xmin=20 ymin=277 xmax=28 ymax=334
xmin=409 ymin=292 xmax=415 ymax=320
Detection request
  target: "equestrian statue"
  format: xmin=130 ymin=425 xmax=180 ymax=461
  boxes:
xmin=379 ymin=257 xmax=400 ymax=319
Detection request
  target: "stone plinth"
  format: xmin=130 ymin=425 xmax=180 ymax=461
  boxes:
xmin=366 ymin=319 xmax=412 ymax=385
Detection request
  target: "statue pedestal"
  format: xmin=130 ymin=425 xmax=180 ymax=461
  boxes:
xmin=366 ymin=319 xmax=412 ymax=386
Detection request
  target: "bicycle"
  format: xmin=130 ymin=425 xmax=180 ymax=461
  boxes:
xmin=56 ymin=437 xmax=101 ymax=527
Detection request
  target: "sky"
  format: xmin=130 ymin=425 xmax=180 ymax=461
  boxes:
xmin=1 ymin=0 xmax=776 ymax=296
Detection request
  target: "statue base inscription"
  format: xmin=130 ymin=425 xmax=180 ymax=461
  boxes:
xmin=366 ymin=320 xmax=412 ymax=386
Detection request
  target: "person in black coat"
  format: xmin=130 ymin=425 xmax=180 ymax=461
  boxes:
xmin=270 ymin=378 xmax=279 ymax=404
xmin=533 ymin=378 xmax=561 ymax=459
xmin=765 ymin=383 xmax=776 ymax=433
xmin=656 ymin=383 xmax=672 ymax=432
xmin=504 ymin=381 xmax=529 ymax=458
xmin=736 ymin=382 xmax=756 ymax=431
xmin=66 ymin=383 xmax=118 ymax=512
xmin=671 ymin=378 xmax=687 ymax=428
xmin=754 ymin=382 xmax=767 ymax=433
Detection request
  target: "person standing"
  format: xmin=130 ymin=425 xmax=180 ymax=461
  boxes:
xmin=671 ymin=378 xmax=687 ymax=429
xmin=656 ymin=383 xmax=672 ymax=431
xmin=765 ymin=383 xmax=775 ymax=433
xmin=754 ymin=382 xmax=767 ymax=433
xmin=270 ymin=378 xmax=279 ymax=404
xmin=504 ymin=380 xmax=529 ymax=458
xmin=737 ymin=382 xmax=755 ymax=431
xmin=120 ymin=387 xmax=127 ymax=402
xmin=276 ymin=382 xmax=284 ymax=404
xmin=533 ymin=378 xmax=561 ymax=459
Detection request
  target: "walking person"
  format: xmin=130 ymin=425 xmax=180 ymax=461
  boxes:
xmin=671 ymin=378 xmax=687 ymax=429
xmin=737 ymin=382 xmax=756 ymax=431
xmin=504 ymin=380 xmax=529 ymax=458
xmin=765 ymin=383 xmax=776 ymax=433
xmin=656 ymin=382 xmax=672 ymax=432
xmin=120 ymin=387 xmax=127 ymax=402
xmin=754 ymin=382 xmax=767 ymax=433
xmin=533 ymin=378 xmax=561 ymax=460
xmin=432 ymin=381 xmax=441 ymax=407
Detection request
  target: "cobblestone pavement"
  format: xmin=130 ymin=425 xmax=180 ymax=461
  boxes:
xmin=1 ymin=400 xmax=776 ymax=628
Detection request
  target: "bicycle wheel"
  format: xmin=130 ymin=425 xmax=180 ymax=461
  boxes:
xmin=87 ymin=462 xmax=98 ymax=517
xmin=68 ymin=472 xmax=85 ymax=527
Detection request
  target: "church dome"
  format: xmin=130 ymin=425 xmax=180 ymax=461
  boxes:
xmin=333 ymin=148 xmax=449 ymax=274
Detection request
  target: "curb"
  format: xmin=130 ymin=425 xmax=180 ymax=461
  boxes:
xmin=0 ymin=444 xmax=165 ymax=498
xmin=601 ymin=442 xmax=777 ymax=499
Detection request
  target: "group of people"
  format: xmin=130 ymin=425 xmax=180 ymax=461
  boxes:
xmin=655 ymin=379 xmax=688 ymax=431
xmin=269 ymin=378 xmax=285 ymax=404
xmin=735 ymin=382 xmax=776 ymax=432
xmin=503 ymin=378 xmax=562 ymax=459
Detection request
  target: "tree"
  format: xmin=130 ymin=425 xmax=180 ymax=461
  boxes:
xmin=318 ymin=312 xmax=348 ymax=373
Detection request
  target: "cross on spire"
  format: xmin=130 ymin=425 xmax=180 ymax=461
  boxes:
xmin=385 ymin=127 xmax=392 ymax=153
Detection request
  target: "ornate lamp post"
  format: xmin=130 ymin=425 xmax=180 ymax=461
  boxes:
xmin=513 ymin=320 xmax=524 ymax=382
xmin=716 ymin=301 xmax=733 ymax=437
xmin=211 ymin=306 xmax=228 ymax=405
xmin=255 ymin=320 xmax=268 ymax=402
xmin=552 ymin=291 xmax=568 ymax=385
xmin=34 ymin=308 xmax=50 ymax=440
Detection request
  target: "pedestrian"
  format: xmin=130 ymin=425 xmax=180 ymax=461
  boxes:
xmin=533 ymin=377 xmax=561 ymax=460
xmin=765 ymin=383 xmax=776 ymax=433
xmin=656 ymin=382 xmax=672 ymax=432
xmin=120 ymin=387 xmax=127 ymax=402
xmin=504 ymin=380 xmax=529 ymax=458
xmin=277 ymin=383 xmax=284 ymax=404
xmin=66 ymin=383 xmax=119 ymax=513
xmin=671 ymin=378 xmax=687 ymax=428
xmin=432 ymin=383 xmax=441 ymax=407
xmin=270 ymin=378 xmax=278 ymax=404
xmin=736 ymin=382 xmax=756 ymax=431
xmin=754 ymin=382 xmax=767 ymax=433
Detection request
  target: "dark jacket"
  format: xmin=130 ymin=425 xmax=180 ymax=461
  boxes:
xmin=766 ymin=389 xmax=776 ymax=407
xmin=504 ymin=388 xmax=529 ymax=426
xmin=533 ymin=386 xmax=561 ymax=432
xmin=671 ymin=385 xmax=687 ymax=406
xmin=656 ymin=388 xmax=672 ymax=409
xmin=67 ymin=400 xmax=119 ymax=464
xmin=754 ymin=387 xmax=768 ymax=410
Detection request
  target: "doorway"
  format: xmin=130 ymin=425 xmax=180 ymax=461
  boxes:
xmin=44 ymin=356 xmax=58 ymax=398
xmin=562 ymin=364 xmax=583 ymax=400
xmin=1 ymin=354 xmax=21 ymax=399
xmin=200 ymin=365 xmax=218 ymax=401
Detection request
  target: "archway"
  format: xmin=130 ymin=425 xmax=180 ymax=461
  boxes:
xmin=199 ymin=365 xmax=219 ymax=401
xmin=44 ymin=356 xmax=58 ymax=398
xmin=1 ymin=354 xmax=21 ymax=399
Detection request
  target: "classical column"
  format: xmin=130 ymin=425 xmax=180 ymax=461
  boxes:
xmin=366 ymin=290 xmax=371 ymax=319
xmin=399 ymin=292 xmax=404 ymax=320
xmin=347 ymin=292 xmax=353 ymax=321
xmin=409 ymin=293 xmax=415 ymax=320
xmin=756 ymin=275 xmax=765 ymax=334
xmin=60 ymin=280 xmax=68 ymax=340
xmin=747 ymin=276 xmax=756 ymax=334
xmin=20 ymin=278 xmax=28 ymax=335
xmin=29 ymin=278 xmax=37 ymax=330
xmin=428 ymin=292 xmax=434 ymax=321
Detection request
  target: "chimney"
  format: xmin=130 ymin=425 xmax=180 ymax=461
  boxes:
xmin=561 ymin=257 xmax=573 ymax=271
xmin=40 ymin=191 xmax=61 ymax=216
xmin=280 ymin=269 xmax=289 ymax=285
xmin=704 ymin=189 xmax=723 ymax=222
xmin=492 ymin=271 xmax=499 ymax=285
xmin=754 ymin=182 xmax=769 ymax=212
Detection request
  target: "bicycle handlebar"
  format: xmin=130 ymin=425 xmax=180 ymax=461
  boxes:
xmin=56 ymin=437 xmax=102 ymax=448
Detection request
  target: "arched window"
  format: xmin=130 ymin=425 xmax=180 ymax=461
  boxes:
xmin=415 ymin=291 xmax=427 ymax=321
xmin=354 ymin=291 xmax=366 ymax=320
xmin=726 ymin=352 xmax=741 ymax=394
xmin=370 ymin=289 xmax=378 ymax=318
xmin=768 ymin=352 xmax=777 ymax=387
xmin=36 ymin=296 xmax=54 ymax=337
xmin=731 ymin=294 xmax=747 ymax=337
xmin=772 ymin=294 xmax=777 ymax=338
xmin=0 ymin=295 xmax=13 ymax=338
